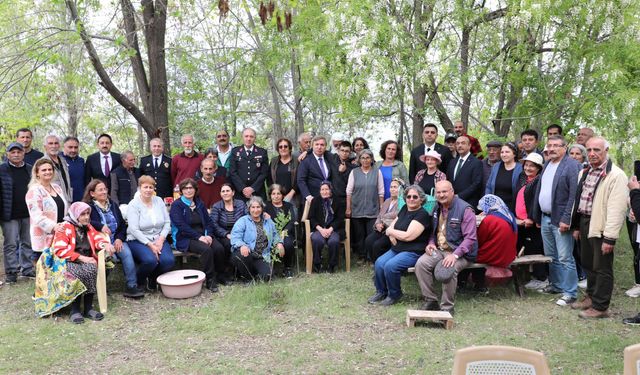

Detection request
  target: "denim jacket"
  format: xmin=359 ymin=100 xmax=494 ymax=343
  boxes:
xmin=230 ymin=215 xmax=282 ymax=261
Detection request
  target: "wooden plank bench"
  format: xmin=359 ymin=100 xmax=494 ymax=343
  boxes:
xmin=172 ymin=250 xmax=201 ymax=266
xmin=407 ymin=254 xmax=552 ymax=297
xmin=406 ymin=309 xmax=454 ymax=329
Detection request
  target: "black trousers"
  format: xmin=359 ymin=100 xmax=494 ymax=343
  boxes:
xmin=516 ymin=224 xmax=547 ymax=280
xmin=580 ymin=216 xmax=614 ymax=311
xmin=188 ymin=239 xmax=225 ymax=281
xmin=627 ymin=219 xmax=640 ymax=284
xmin=351 ymin=217 xmax=375 ymax=258
xmin=277 ymin=236 xmax=295 ymax=268
xmin=216 ymin=236 xmax=234 ymax=275
xmin=364 ymin=231 xmax=392 ymax=262
xmin=232 ymin=253 xmax=272 ymax=281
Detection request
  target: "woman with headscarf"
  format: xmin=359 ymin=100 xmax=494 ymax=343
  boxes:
xmin=34 ymin=202 xmax=114 ymax=323
xmin=309 ymin=181 xmax=346 ymax=273
xmin=476 ymin=194 xmax=518 ymax=268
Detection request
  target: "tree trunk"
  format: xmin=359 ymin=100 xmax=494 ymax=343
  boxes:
xmin=411 ymin=83 xmax=426 ymax=147
xmin=291 ymin=47 xmax=304 ymax=137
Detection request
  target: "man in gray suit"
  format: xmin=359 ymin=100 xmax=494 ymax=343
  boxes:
xmin=532 ymin=135 xmax=581 ymax=307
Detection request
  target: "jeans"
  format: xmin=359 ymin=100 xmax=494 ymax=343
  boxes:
xmin=374 ymin=249 xmax=420 ymax=300
xmin=1 ymin=218 xmax=33 ymax=275
xmin=113 ymin=241 xmax=138 ymax=289
xmin=128 ymin=240 xmax=175 ymax=286
xmin=540 ymin=214 xmax=577 ymax=298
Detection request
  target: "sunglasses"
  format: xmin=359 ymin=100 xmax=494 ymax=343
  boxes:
xmin=278 ymin=144 xmax=289 ymax=149
xmin=405 ymin=194 xmax=420 ymax=200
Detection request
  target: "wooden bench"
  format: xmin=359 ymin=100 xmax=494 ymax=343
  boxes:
xmin=407 ymin=254 xmax=552 ymax=297
xmin=406 ymin=309 xmax=454 ymax=329
xmin=173 ymin=250 xmax=201 ymax=266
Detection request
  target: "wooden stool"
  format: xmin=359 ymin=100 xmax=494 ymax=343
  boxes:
xmin=406 ymin=309 xmax=454 ymax=329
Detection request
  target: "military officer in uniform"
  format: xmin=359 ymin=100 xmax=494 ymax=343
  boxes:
xmin=139 ymin=138 xmax=173 ymax=198
xmin=229 ymin=128 xmax=269 ymax=201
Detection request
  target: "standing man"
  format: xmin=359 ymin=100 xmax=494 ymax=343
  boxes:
xmin=61 ymin=136 xmax=85 ymax=203
xmin=215 ymin=129 xmax=233 ymax=172
xmin=546 ymin=124 xmax=563 ymax=138
xmin=85 ymin=133 xmax=121 ymax=192
xmin=414 ymin=180 xmax=478 ymax=316
xmin=229 ymin=128 xmax=269 ymax=200
xmin=330 ymin=132 xmax=347 ymax=154
xmin=297 ymin=135 xmax=333 ymax=202
xmin=293 ymin=132 xmax=312 ymax=161
xmin=172 ymin=134 xmax=204 ymax=186
xmin=444 ymin=132 xmax=457 ymax=160
xmin=446 ymin=136 xmax=483 ymax=209
xmin=570 ymin=137 xmax=628 ymax=319
xmin=139 ymin=137 xmax=173 ymax=198
xmin=576 ymin=127 xmax=594 ymax=146
xmin=15 ymin=128 xmax=44 ymax=165
xmin=110 ymin=151 xmax=141 ymax=205
xmin=520 ymin=129 xmax=542 ymax=160
xmin=409 ymin=123 xmax=453 ymax=182
xmin=532 ymin=135 xmax=581 ymax=306
xmin=482 ymin=140 xmax=502 ymax=192
xmin=329 ymin=140 xmax=355 ymax=204
xmin=42 ymin=134 xmax=72 ymax=200
xmin=0 ymin=143 xmax=34 ymax=282
xmin=197 ymin=157 xmax=226 ymax=209
xmin=453 ymin=120 xmax=482 ymax=157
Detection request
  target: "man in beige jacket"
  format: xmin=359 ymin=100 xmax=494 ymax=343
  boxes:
xmin=570 ymin=137 xmax=628 ymax=319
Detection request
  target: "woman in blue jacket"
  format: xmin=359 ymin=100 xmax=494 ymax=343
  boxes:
xmin=170 ymin=178 xmax=226 ymax=292
xmin=485 ymin=142 xmax=523 ymax=213
xmin=231 ymin=196 xmax=284 ymax=282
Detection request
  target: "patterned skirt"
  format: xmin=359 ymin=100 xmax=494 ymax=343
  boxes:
xmin=66 ymin=262 xmax=97 ymax=294
xmin=33 ymin=248 xmax=87 ymax=317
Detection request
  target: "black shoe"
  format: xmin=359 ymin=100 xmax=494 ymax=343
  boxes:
xmin=327 ymin=265 xmax=336 ymax=274
xmin=123 ymin=286 xmax=145 ymax=299
xmin=540 ymin=285 xmax=562 ymax=294
xmin=420 ymin=300 xmax=440 ymax=311
xmin=312 ymin=264 xmax=322 ymax=273
xmin=441 ymin=307 xmax=455 ymax=317
xmin=283 ymin=268 xmax=294 ymax=279
xmin=379 ymin=296 xmax=401 ymax=306
xmin=368 ymin=292 xmax=387 ymax=304
xmin=623 ymin=313 xmax=640 ymax=326
xmin=5 ymin=273 xmax=17 ymax=284
xmin=217 ymin=276 xmax=232 ymax=286
xmin=206 ymin=279 xmax=219 ymax=293
xmin=21 ymin=270 xmax=36 ymax=279
xmin=146 ymin=279 xmax=158 ymax=293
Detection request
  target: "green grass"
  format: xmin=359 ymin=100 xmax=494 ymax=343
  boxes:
xmin=2 ymin=233 xmax=640 ymax=373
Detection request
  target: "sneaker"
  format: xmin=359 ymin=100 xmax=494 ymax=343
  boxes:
xmin=622 ymin=313 xmax=640 ymax=325
xmin=525 ymin=279 xmax=548 ymax=290
xmin=378 ymin=296 xmax=401 ymax=306
xmin=578 ymin=279 xmax=588 ymax=289
xmin=282 ymin=268 xmax=294 ymax=279
xmin=571 ymin=295 xmax=592 ymax=310
xmin=625 ymin=284 xmax=640 ymax=298
xmin=556 ymin=295 xmax=577 ymax=306
xmin=5 ymin=274 xmax=17 ymax=284
xmin=539 ymin=285 xmax=562 ymax=294
xmin=21 ymin=270 xmax=36 ymax=279
xmin=368 ymin=292 xmax=387 ymax=304
xmin=579 ymin=307 xmax=611 ymax=319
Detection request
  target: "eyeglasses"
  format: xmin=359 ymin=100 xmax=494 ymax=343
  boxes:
xmin=405 ymin=195 xmax=420 ymax=200
xmin=278 ymin=144 xmax=289 ymax=149
xmin=360 ymin=156 xmax=371 ymax=160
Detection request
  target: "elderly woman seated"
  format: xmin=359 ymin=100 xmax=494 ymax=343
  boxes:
xmin=309 ymin=181 xmax=346 ymax=273
xmin=34 ymin=202 xmax=114 ymax=323
xmin=230 ymin=196 xmax=285 ymax=282
xmin=364 ymin=178 xmax=403 ymax=262
xmin=368 ymin=185 xmax=432 ymax=306
xmin=170 ymin=178 xmax=227 ymax=292
xmin=264 ymin=184 xmax=296 ymax=278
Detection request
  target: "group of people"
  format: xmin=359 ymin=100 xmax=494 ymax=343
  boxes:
xmin=1 ymin=123 xmax=639 ymax=326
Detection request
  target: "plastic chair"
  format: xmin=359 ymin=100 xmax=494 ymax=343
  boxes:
xmin=624 ymin=343 xmax=640 ymax=375
xmin=301 ymin=200 xmax=351 ymax=274
xmin=451 ymin=345 xmax=550 ymax=375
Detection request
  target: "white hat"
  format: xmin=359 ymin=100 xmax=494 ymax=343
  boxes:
xmin=523 ymin=152 xmax=544 ymax=168
xmin=331 ymin=132 xmax=347 ymax=142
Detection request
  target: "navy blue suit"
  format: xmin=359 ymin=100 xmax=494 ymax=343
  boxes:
xmin=85 ymin=152 xmax=121 ymax=192
xmin=446 ymin=154 xmax=483 ymax=209
xmin=297 ymin=151 xmax=333 ymax=199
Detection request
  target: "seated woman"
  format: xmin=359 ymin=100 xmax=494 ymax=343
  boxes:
xmin=170 ymin=178 xmax=227 ymax=292
xmin=126 ymin=176 xmax=175 ymax=290
xmin=264 ymin=184 xmax=296 ymax=278
xmin=210 ymin=183 xmax=247 ymax=273
xmin=476 ymin=194 xmax=517 ymax=267
xmin=364 ymin=178 xmax=402 ymax=262
xmin=230 ymin=196 xmax=284 ymax=282
xmin=368 ymin=185 xmax=431 ymax=306
xmin=84 ymin=179 xmax=144 ymax=299
xmin=309 ymin=182 xmax=346 ymax=273
xmin=34 ymin=202 xmax=114 ymax=323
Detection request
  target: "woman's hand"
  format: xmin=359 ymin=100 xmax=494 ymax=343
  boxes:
xmin=284 ymin=190 xmax=295 ymax=202
xmin=78 ymin=255 xmax=97 ymax=264
xmin=226 ymin=233 xmax=232 ymax=240
xmin=276 ymin=243 xmax=285 ymax=257
xmin=375 ymin=223 xmax=385 ymax=232
xmin=54 ymin=223 xmax=65 ymax=233
xmin=103 ymin=243 xmax=116 ymax=256
xmin=147 ymin=242 xmax=160 ymax=260
xmin=345 ymin=208 xmax=351 ymax=218
xmin=389 ymin=237 xmax=397 ymax=246
xmin=114 ymin=239 xmax=123 ymax=253
xmin=240 ymin=245 xmax=250 ymax=257
xmin=524 ymin=218 xmax=534 ymax=228
xmin=199 ymin=235 xmax=212 ymax=245
xmin=101 ymin=225 xmax=112 ymax=235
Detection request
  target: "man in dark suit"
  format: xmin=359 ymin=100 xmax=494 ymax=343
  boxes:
xmin=297 ymin=135 xmax=333 ymax=203
xmin=139 ymin=137 xmax=173 ymax=198
xmin=229 ymin=128 xmax=269 ymax=201
xmin=409 ymin=123 xmax=452 ymax=183
xmin=85 ymin=133 xmax=121 ymax=192
xmin=446 ymin=135 xmax=483 ymax=209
